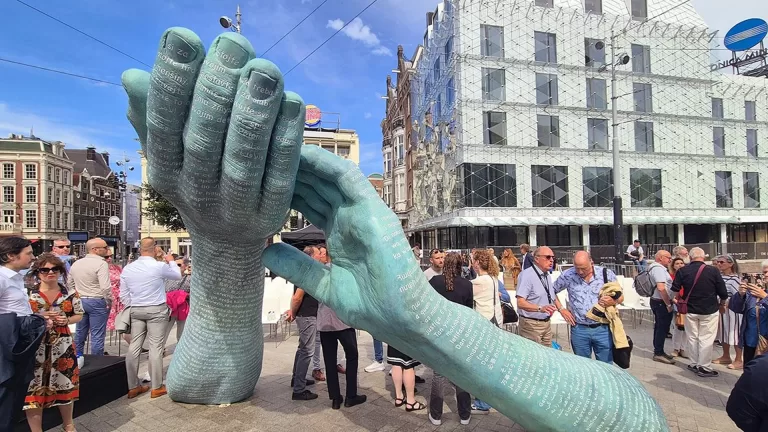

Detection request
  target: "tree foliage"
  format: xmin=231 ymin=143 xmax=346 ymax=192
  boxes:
xmin=142 ymin=183 xmax=186 ymax=231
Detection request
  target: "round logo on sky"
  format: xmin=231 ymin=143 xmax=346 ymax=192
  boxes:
xmin=724 ymin=18 xmax=768 ymax=52
xmin=305 ymin=105 xmax=322 ymax=127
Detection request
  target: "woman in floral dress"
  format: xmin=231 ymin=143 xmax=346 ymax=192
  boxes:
xmin=24 ymin=253 xmax=84 ymax=432
xmin=105 ymin=253 xmax=124 ymax=336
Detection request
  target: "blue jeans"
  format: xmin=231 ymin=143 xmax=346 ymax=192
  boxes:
xmin=373 ymin=338 xmax=383 ymax=362
xmin=632 ymin=259 xmax=647 ymax=272
xmin=75 ymin=298 xmax=109 ymax=357
xmin=650 ymin=299 xmax=673 ymax=356
xmin=571 ymin=324 xmax=613 ymax=363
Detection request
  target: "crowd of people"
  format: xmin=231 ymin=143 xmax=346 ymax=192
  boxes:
xmin=0 ymin=235 xmax=190 ymax=432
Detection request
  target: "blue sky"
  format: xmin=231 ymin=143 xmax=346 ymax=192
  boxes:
xmin=0 ymin=0 xmax=437 ymax=183
xmin=0 ymin=0 xmax=761 ymax=185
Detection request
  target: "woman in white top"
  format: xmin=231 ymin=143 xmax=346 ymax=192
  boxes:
xmin=470 ymin=250 xmax=501 ymax=325
xmin=712 ymin=255 xmax=744 ymax=370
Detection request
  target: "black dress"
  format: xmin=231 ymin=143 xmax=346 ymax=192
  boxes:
xmin=387 ymin=345 xmax=420 ymax=369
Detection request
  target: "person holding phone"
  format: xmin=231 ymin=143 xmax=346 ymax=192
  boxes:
xmin=729 ymin=261 xmax=768 ymax=365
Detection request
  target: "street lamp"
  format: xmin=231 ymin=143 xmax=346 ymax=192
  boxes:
xmin=220 ymin=4 xmax=242 ymax=33
xmin=598 ymin=32 xmax=631 ymax=264
xmin=115 ymin=156 xmax=135 ymax=265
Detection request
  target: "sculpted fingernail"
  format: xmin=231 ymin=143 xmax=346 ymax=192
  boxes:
xmin=249 ymin=71 xmax=277 ymax=100
xmin=165 ymin=32 xmax=198 ymax=64
xmin=283 ymin=100 xmax=301 ymax=118
xmin=216 ymin=37 xmax=249 ymax=69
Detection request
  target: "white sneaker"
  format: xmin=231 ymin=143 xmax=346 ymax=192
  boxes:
xmin=428 ymin=413 xmax=442 ymax=426
xmin=77 ymin=356 xmax=84 ymax=369
xmin=139 ymin=371 xmax=151 ymax=382
xmin=364 ymin=361 xmax=386 ymax=373
xmin=460 ymin=416 xmax=471 ymax=425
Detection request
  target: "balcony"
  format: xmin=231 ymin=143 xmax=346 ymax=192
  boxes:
xmin=395 ymin=158 xmax=404 ymax=167
xmin=0 ymin=222 xmax=22 ymax=234
xmin=392 ymin=115 xmax=404 ymax=130
xmin=382 ymin=138 xmax=392 ymax=148
xmin=384 ymin=171 xmax=392 ymax=179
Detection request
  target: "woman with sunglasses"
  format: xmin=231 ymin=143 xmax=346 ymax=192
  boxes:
xmin=712 ymin=255 xmax=744 ymax=370
xmin=23 ymin=253 xmax=84 ymax=432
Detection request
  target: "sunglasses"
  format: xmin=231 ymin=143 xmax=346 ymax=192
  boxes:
xmin=54 ymin=245 xmax=70 ymax=249
xmin=536 ymin=255 xmax=555 ymax=260
xmin=38 ymin=267 xmax=63 ymax=274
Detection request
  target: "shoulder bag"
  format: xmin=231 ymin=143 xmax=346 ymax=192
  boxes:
xmin=675 ymin=264 xmax=706 ymax=327
xmin=756 ymin=304 xmax=768 ymax=356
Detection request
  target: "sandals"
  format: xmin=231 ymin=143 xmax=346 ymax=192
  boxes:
xmin=394 ymin=397 xmax=405 ymax=407
xmin=712 ymin=358 xmax=732 ymax=365
xmin=405 ymin=401 xmax=426 ymax=412
xmin=727 ymin=363 xmax=743 ymax=370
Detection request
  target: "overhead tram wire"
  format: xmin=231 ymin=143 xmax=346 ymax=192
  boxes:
xmin=13 ymin=0 xmax=152 ymax=68
xmin=0 ymin=57 xmax=122 ymax=86
xmin=261 ymin=0 xmax=331 ymax=57
xmin=284 ymin=0 xmax=381 ymax=77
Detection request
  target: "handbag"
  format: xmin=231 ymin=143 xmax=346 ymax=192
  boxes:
xmin=756 ymin=305 xmax=768 ymax=356
xmin=612 ymin=335 xmax=634 ymax=369
xmin=676 ymin=264 xmax=706 ymax=315
xmin=501 ymin=301 xmax=519 ymax=324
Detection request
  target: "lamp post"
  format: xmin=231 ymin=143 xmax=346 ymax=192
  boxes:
xmin=219 ymin=5 xmax=242 ymax=33
xmin=115 ymin=155 xmax=135 ymax=265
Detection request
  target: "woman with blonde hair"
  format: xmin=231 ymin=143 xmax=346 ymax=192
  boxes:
xmin=500 ymin=249 xmax=521 ymax=289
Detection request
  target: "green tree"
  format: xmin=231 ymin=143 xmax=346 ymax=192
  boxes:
xmin=142 ymin=182 xmax=186 ymax=231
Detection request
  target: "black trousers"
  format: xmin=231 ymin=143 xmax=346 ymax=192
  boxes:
xmin=743 ymin=345 xmax=757 ymax=365
xmin=319 ymin=328 xmax=358 ymax=400
xmin=0 ymin=314 xmax=46 ymax=432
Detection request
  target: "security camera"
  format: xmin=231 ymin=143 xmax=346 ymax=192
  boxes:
xmin=618 ymin=53 xmax=631 ymax=65
xmin=220 ymin=16 xmax=232 ymax=29
xmin=595 ymin=41 xmax=605 ymax=50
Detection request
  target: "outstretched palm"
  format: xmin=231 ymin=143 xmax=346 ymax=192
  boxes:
xmin=122 ymin=27 xmax=305 ymax=403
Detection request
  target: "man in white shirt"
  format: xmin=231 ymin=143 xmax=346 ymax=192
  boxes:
xmin=120 ymin=237 xmax=181 ymax=399
xmin=626 ymin=240 xmax=647 ymax=271
xmin=423 ymin=249 xmax=445 ymax=281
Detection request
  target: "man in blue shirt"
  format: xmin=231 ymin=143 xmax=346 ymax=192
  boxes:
xmin=553 ymin=251 xmax=620 ymax=363
xmin=516 ymin=246 xmax=566 ymax=347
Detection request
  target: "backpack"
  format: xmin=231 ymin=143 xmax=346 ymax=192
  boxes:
xmin=633 ymin=263 xmax=659 ymax=297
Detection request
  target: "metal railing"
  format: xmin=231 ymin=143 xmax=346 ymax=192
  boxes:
xmin=0 ymin=222 xmax=22 ymax=232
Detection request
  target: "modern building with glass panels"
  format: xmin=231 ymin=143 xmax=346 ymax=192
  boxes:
xmin=403 ymin=0 xmax=768 ymax=259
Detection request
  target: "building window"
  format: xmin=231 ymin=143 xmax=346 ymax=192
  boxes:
xmin=63 ymin=191 xmax=69 ymax=206
xmin=537 ymin=115 xmax=560 ymax=148
xmin=2 ymin=186 xmax=13 ymax=202
xmin=25 ymin=186 xmax=36 ymax=203
xmin=630 ymin=168 xmax=662 ymax=207
xmin=712 ymin=98 xmax=724 ymax=119
xmin=633 ymin=83 xmax=653 ymax=113
xmin=584 ymin=0 xmax=602 ymax=14
xmin=63 ymin=170 xmax=69 ymax=185
xmin=534 ymin=31 xmax=557 ymax=63
xmin=55 ymin=168 xmax=61 ymax=183
xmin=583 ymin=167 xmax=613 ymax=207
xmin=2 ymin=210 xmax=14 ymax=224
xmin=631 ymin=0 xmax=647 ymax=19
xmin=532 ymin=165 xmax=568 ymax=207
xmin=586 ymin=78 xmax=606 ymax=109
xmin=535 ymin=73 xmax=558 ymax=106
xmin=396 ymin=136 xmax=404 ymax=164
xmin=435 ymin=94 xmax=442 ymax=117
xmin=713 ymin=127 xmax=725 ymax=156
xmin=584 ymin=38 xmax=605 ymax=66
xmin=634 ymin=121 xmax=654 ymax=152
xmin=3 ymin=163 xmax=14 ymax=179
xmin=56 ymin=212 xmax=61 ymax=229
xmin=744 ymin=172 xmax=760 ymax=208
xmin=535 ymin=0 xmax=553 ymax=6
xmin=25 ymin=210 xmax=37 ymax=228
xmin=47 ymin=211 xmax=52 ymax=228
xmin=588 ymin=118 xmax=609 ymax=150
xmin=433 ymin=58 xmax=441 ymax=82
xmin=483 ymin=111 xmax=507 ymax=145
xmin=24 ymin=164 xmax=36 ymax=179
xmin=446 ymin=78 xmax=455 ymax=106
xmin=444 ymin=36 xmax=453 ymax=62
xmin=481 ymin=68 xmax=505 ymax=101
xmin=631 ymin=44 xmax=651 ymax=73
xmin=715 ymin=171 xmax=733 ymax=208
xmin=461 ymin=163 xmax=516 ymax=207
xmin=745 ymin=100 xmax=756 ymax=121
xmin=747 ymin=129 xmax=758 ymax=157
xmin=47 ymin=188 xmax=52 ymax=204
xmin=480 ymin=25 xmax=504 ymax=58
xmin=47 ymin=166 xmax=52 ymax=181
xmin=337 ymin=146 xmax=350 ymax=159
xmin=397 ymin=174 xmax=405 ymax=202
xmin=56 ymin=190 xmax=61 ymax=205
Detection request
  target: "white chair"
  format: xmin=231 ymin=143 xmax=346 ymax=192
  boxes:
xmin=262 ymin=288 xmax=282 ymax=347
xmin=619 ymin=279 xmax=651 ymax=327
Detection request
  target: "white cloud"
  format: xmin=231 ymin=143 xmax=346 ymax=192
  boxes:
xmin=364 ymin=112 xmax=372 ymax=119
xmin=327 ymin=17 xmax=392 ymax=56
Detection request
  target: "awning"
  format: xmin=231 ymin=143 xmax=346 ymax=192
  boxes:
xmin=280 ymin=224 xmax=326 ymax=247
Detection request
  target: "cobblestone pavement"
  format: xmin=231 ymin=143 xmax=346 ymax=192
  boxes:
xmin=63 ymin=317 xmax=741 ymax=432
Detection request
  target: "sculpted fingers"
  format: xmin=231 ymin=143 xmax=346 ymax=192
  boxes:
xmin=258 ymin=92 xmax=305 ymax=217
xmin=299 ymin=145 xmax=379 ymax=204
xmin=146 ymin=27 xmax=205 ymax=193
xmin=122 ymin=69 xmax=150 ymax=151
xmin=220 ymin=59 xmax=284 ymax=220
xmin=182 ymin=33 xmax=255 ymax=200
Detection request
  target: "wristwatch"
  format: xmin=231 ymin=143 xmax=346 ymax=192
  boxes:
xmin=537 ymin=306 xmax=542 ymax=312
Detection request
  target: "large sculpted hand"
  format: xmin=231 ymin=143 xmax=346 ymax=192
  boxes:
xmin=122 ymin=28 xmax=305 ymax=403
xmin=263 ymin=146 xmax=669 ymax=432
